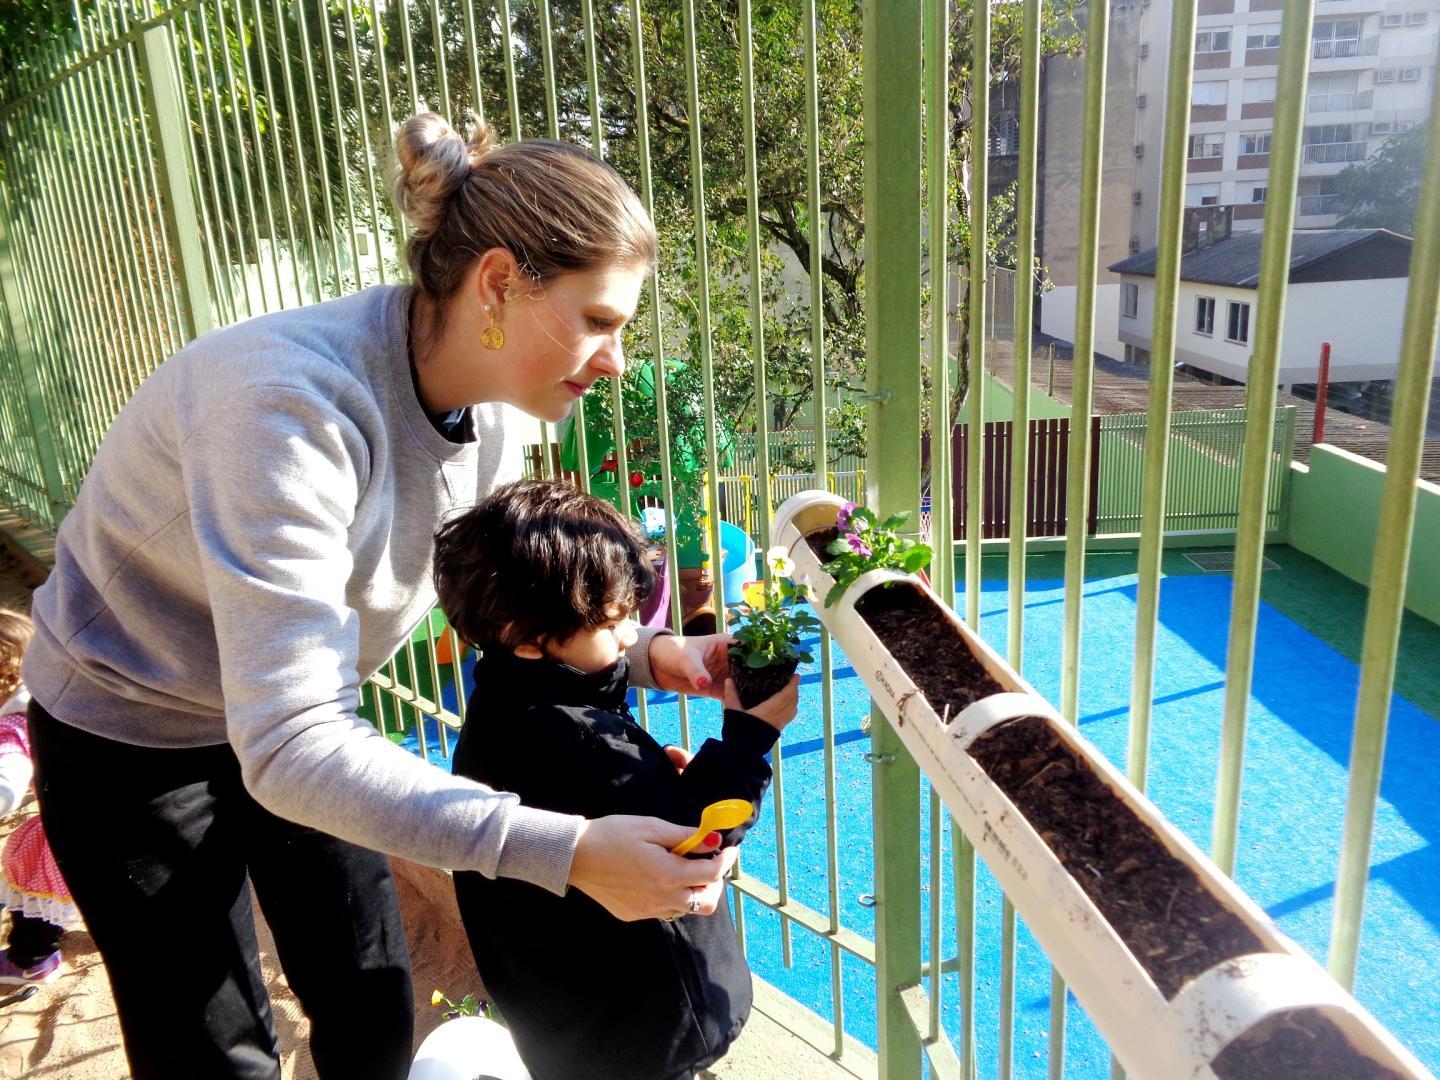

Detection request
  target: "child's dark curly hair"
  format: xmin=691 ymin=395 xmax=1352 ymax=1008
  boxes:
xmin=0 ymin=608 xmax=33 ymax=703
xmin=433 ymin=480 xmax=655 ymax=651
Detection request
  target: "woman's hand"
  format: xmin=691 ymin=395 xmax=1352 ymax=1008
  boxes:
xmin=647 ymin=633 xmax=732 ymax=700
xmin=569 ymin=815 xmax=728 ymax=921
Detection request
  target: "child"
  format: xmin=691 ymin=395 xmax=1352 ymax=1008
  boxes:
xmin=433 ymin=479 xmax=799 ymax=1080
xmin=0 ymin=609 xmax=80 ymax=986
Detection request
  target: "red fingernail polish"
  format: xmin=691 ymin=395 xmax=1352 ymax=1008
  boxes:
xmin=704 ymin=831 xmax=721 ymax=847
xmin=697 ymin=677 xmax=710 ymax=689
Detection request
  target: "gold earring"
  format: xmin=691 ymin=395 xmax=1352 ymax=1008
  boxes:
xmin=479 ymin=303 xmax=504 ymax=350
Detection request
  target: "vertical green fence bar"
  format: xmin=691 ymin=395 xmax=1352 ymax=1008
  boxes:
xmin=1055 ymin=1 xmax=1110 ymax=1074
xmin=1126 ymin=0 xmax=1196 ymax=792
xmin=101 ymin=5 xmax=183 ymax=366
xmin=680 ymin=0 xmax=726 ymax=627
xmin=801 ymin=0 xmax=847 ymax=1054
xmin=294 ymin=1 xmax=345 ymax=295
xmin=233 ymin=1 xmax=285 ymax=309
xmin=25 ymin=70 xmax=120 ymax=444
xmin=997 ymin=4 xmax=1042 ymax=1072
xmin=140 ymin=19 xmax=216 ymax=342
xmin=1330 ymin=67 xmax=1440 ymax=991
xmin=0 ymin=185 xmax=67 ymax=527
xmin=71 ymin=8 xmax=156 ymax=385
xmin=498 ymin=0 xmax=522 ymax=139
xmin=863 ymin=0 xmax=924 ymax=1075
xmin=255 ymin=0 xmax=309 ymax=301
xmin=342 ymin=0 xmax=388 ymax=288
xmin=958 ymin=2 xmax=991 ymax=1073
xmin=1211 ymin=0 xmax=1314 ymax=877
xmin=924 ymin=0 xmax=953 ymax=1047
xmin=319 ymin=0 xmax=363 ymax=293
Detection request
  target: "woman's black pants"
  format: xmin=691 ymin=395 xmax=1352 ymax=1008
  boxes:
xmin=27 ymin=701 xmax=414 ymax=1079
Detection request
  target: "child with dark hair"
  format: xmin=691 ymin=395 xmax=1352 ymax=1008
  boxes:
xmin=434 ymin=479 xmax=798 ymax=1080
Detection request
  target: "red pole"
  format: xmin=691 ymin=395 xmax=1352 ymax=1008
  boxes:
xmin=1313 ymin=341 xmax=1332 ymax=444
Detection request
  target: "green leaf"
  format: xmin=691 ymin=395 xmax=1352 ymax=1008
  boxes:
xmin=745 ymin=651 xmax=773 ymax=668
xmin=902 ymin=547 xmax=932 ymax=573
xmin=825 ymin=580 xmax=848 ymax=608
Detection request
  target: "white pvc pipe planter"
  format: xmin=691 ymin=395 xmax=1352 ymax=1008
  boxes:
xmin=773 ymin=490 xmax=1432 ymax=1080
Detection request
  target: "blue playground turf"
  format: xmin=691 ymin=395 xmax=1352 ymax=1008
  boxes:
xmin=404 ymin=572 xmax=1439 ymax=1077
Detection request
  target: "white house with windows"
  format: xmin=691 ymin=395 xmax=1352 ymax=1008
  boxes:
xmin=1108 ymin=227 xmax=1432 ymax=387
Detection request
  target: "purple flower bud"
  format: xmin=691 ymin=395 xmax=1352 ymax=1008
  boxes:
xmin=846 ymin=533 xmax=872 ymax=558
xmin=837 ymin=502 xmax=858 ymax=530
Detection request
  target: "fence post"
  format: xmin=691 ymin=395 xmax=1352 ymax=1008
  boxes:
xmin=863 ymin=0 xmax=924 ymax=1074
xmin=0 ymin=180 xmax=68 ymax=528
xmin=138 ymin=21 xmax=214 ymax=343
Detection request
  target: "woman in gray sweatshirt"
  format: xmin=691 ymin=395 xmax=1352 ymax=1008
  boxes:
xmin=22 ymin=113 xmax=732 ymax=1080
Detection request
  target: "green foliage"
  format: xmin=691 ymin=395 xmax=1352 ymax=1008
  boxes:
xmin=728 ymin=553 xmax=820 ymax=670
xmin=1334 ymin=125 xmax=1429 ymax=236
xmin=820 ymin=503 xmax=932 ymax=608
xmin=0 ymin=0 xmax=72 ymax=76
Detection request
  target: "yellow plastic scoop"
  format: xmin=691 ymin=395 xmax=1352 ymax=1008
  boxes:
xmin=670 ymin=799 xmax=754 ymax=856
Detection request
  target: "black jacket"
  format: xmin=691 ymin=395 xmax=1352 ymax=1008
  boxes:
xmin=451 ymin=648 xmax=778 ymax=1080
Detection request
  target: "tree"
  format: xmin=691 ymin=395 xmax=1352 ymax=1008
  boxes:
xmin=1334 ymin=124 xmax=1428 ymax=235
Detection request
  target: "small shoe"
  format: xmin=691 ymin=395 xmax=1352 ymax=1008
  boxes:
xmin=0 ymin=949 xmax=60 ymax=986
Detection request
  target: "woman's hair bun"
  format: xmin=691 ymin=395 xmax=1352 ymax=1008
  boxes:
xmin=391 ymin=113 xmax=497 ymax=236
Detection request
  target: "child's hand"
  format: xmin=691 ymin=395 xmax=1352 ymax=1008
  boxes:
xmin=723 ymin=675 xmax=799 ymax=732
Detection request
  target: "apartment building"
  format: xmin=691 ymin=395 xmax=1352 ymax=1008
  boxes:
xmin=1181 ymin=0 xmax=1439 ymax=233
xmin=1040 ymin=0 xmax=1438 ymax=357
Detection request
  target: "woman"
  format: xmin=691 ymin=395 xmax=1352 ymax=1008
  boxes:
xmin=23 ymin=114 xmax=732 ymax=1079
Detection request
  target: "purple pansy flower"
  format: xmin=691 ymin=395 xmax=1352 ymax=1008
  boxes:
xmin=846 ymin=533 xmax=872 ymax=558
xmin=837 ymin=501 xmax=858 ymax=531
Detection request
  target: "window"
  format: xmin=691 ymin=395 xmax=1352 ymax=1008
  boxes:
xmin=1399 ymin=68 xmax=1422 ymax=81
xmin=1239 ymin=131 xmax=1272 ymax=154
xmin=1187 ymin=182 xmax=1223 ymax=206
xmin=1122 ymin=283 xmax=1140 ymax=319
xmin=1372 ymin=120 xmax=1393 ymax=134
xmin=1312 ymin=19 xmax=1362 ymax=58
xmin=1407 ymin=11 xmax=1428 ymax=24
xmin=1383 ymin=12 xmax=1405 ymax=25
xmin=1189 ymin=133 xmax=1226 ymax=158
xmin=1309 ymin=72 xmax=1360 ymax=112
xmin=1246 ymin=24 xmax=1282 ymax=48
xmin=1298 ymin=176 xmax=1343 ymax=215
xmin=1251 ymin=185 xmax=1269 ymax=203
xmin=1195 ymin=296 xmax=1216 ymax=335
xmin=1376 ymin=68 xmax=1398 ymax=82
xmin=1304 ymin=123 xmax=1366 ymax=162
xmin=1196 ymin=29 xmax=1233 ymax=53
xmin=1243 ymin=78 xmax=1278 ymax=103
xmin=1226 ymin=301 xmax=1251 ymax=344
xmin=1192 ymin=80 xmax=1229 ymax=106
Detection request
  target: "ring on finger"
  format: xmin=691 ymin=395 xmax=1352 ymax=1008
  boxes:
xmin=687 ymin=893 xmax=702 ymax=916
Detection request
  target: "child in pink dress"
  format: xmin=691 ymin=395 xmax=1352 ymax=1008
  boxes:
xmin=0 ymin=609 xmax=80 ymax=986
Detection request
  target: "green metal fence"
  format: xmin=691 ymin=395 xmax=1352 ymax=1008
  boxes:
xmin=1 ymin=1 xmax=1438 ymax=1077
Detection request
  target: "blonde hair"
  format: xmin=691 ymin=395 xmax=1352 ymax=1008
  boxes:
xmin=0 ymin=608 xmax=32 ymax=703
xmin=391 ymin=113 xmax=657 ymax=304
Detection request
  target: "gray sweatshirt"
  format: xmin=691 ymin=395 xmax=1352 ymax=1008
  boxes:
xmin=24 ymin=285 xmax=660 ymax=895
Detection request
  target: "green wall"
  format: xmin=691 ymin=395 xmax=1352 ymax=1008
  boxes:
xmin=1289 ymin=444 xmax=1440 ymax=624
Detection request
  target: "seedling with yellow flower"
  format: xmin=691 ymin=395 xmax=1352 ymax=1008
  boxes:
xmin=727 ymin=546 xmax=820 ymax=708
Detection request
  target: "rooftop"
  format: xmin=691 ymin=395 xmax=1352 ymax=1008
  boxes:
xmin=1107 ymin=229 xmax=1412 ymax=288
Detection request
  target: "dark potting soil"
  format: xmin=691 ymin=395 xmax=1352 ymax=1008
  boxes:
xmin=731 ymin=656 xmax=799 ymax=710
xmin=854 ymin=583 xmax=1005 ymax=720
xmin=805 ymin=526 xmax=839 ymax=560
xmin=1212 ymin=1009 xmax=1404 ymax=1080
xmin=968 ymin=715 xmax=1268 ymax=1000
